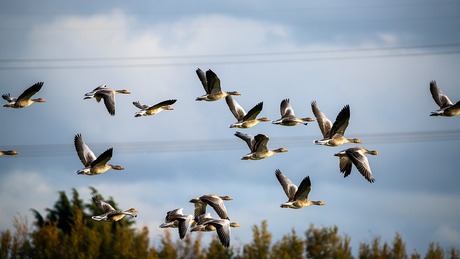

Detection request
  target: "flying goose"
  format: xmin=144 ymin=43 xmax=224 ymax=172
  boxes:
xmin=275 ymin=169 xmax=325 ymax=209
xmin=189 ymin=194 xmax=233 ymax=220
xmin=133 ymin=99 xmax=177 ymax=117
xmin=234 ymin=131 xmax=287 ymax=160
xmin=191 ymin=218 xmax=236 ymax=248
xmin=272 ymin=99 xmax=314 ymax=126
xmin=429 ymin=80 xmax=460 ymax=117
xmin=225 ymin=96 xmax=270 ymax=128
xmin=91 ymin=195 xmax=138 ymax=222
xmin=0 ymin=150 xmax=19 ymax=156
xmin=159 ymin=208 xmax=194 ymax=239
xmin=312 ymin=101 xmax=361 ymax=146
xmin=74 ymin=134 xmax=124 ymax=175
xmin=2 ymin=82 xmax=46 ymax=108
xmin=84 ymin=84 xmax=131 ymax=115
xmin=334 ymin=147 xmax=379 ymax=183
xmin=195 ymin=68 xmax=241 ymax=101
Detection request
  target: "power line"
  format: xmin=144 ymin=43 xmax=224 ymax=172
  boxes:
xmin=1 ymin=43 xmax=458 ymax=63
xmin=3 ymin=129 xmax=460 ymax=158
xmin=0 ymin=49 xmax=458 ymax=70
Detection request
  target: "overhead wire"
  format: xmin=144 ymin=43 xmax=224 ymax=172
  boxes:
xmin=0 ymin=43 xmax=459 ymax=70
xmin=3 ymin=129 xmax=460 ymax=158
xmin=1 ymin=43 xmax=459 ymax=63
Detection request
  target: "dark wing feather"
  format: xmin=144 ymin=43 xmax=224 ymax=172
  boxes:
xmin=253 ymin=134 xmax=269 ymax=152
xmin=90 ymin=148 xmax=113 ymax=168
xmin=192 ymin=202 xmax=207 ymax=219
xmin=2 ymin=93 xmax=14 ymax=102
xmin=206 ymin=69 xmax=222 ymax=94
xmin=151 ymin=99 xmax=177 ymax=109
xmin=346 ymin=149 xmax=375 ymax=183
xmin=200 ymin=195 xmax=229 ymax=220
xmin=243 ymin=102 xmax=263 ymax=121
xmin=293 ymin=176 xmax=311 ymax=201
xmin=196 ymin=68 xmax=209 ymax=93
xmin=209 ymin=220 xmax=231 ymax=248
xmin=329 ymin=105 xmax=350 ymax=138
xmin=339 ymin=156 xmax=353 ymax=178
xmin=99 ymin=91 xmax=116 ymax=115
xmin=17 ymin=82 xmax=43 ymax=101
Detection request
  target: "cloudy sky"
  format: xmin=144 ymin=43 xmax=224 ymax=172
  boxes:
xmin=1 ymin=0 xmax=459 ymax=255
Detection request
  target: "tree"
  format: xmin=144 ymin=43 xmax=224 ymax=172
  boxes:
xmin=391 ymin=232 xmax=408 ymax=259
xmin=243 ymin=220 xmax=272 ymax=259
xmin=0 ymin=192 xmax=458 ymax=259
xmin=424 ymin=242 xmax=444 ymax=259
xmin=206 ymin=236 xmax=233 ymax=259
xmin=305 ymin=224 xmax=352 ymax=259
xmin=270 ymin=229 xmax=304 ymax=259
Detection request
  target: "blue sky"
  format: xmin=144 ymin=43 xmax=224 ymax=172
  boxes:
xmin=1 ymin=0 xmax=460 ymax=254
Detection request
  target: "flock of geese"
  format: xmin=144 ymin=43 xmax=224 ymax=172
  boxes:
xmin=2 ymin=69 xmax=459 ymax=247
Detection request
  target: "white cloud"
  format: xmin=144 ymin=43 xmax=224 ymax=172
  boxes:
xmin=0 ymin=171 xmax=54 ymax=230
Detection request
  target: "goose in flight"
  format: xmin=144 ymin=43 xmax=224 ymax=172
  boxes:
xmin=2 ymin=82 xmax=46 ymax=108
xmin=84 ymin=84 xmax=131 ymax=115
xmin=133 ymin=99 xmax=177 ymax=117
xmin=334 ymin=147 xmax=379 ymax=183
xmin=0 ymin=150 xmax=19 ymax=156
xmin=225 ymin=96 xmax=270 ymax=128
xmin=189 ymin=194 xmax=233 ymax=220
xmin=91 ymin=195 xmax=138 ymax=222
xmin=311 ymin=101 xmax=361 ymax=146
xmin=159 ymin=208 xmax=194 ymax=239
xmin=195 ymin=68 xmax=241 ymax=101
xmin=275 ymin=169 xmax=325 ymax=209
xmin=272 ymin=99 xmax=314 ymax=126
xmin=191 ymin=217 xmax=238 ymax=248
xmin=429 ymin=80 xmax=460 ymax=117
xmin=234 ymin=131 xmax=287 ymax=160
xmin=74 ymin=134 xmax=124 ymax=175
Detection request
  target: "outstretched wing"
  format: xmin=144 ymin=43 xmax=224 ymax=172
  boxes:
xmin=74 ymin=134 xmax=96 ymax=166
xmin=243 ymin=102 xmax=263 ymax=121
xmin=92 ymin=195 xmax=116 ymax=213
xmin=294 ymin=176 xmax=312 ymax=201
xmin=17 ymin=82 xmax=44 ymax=101
xmin=133 ymin=101 xmax=148 ymax=110
xmin=430 ymin=80 xmax=453 ymax=109
xmin=311 ymin=101 xmax=332 ymax=138
xmin=226 ymin=96 xmax=246 ymax=121
xmin=329 ymin=105 xmax=350 ymax=138
xmin=151 ymin=99 xmax=177 ymax=109
xmin=280 ymin=99 xmax=295 ymax=117
xmin=196 ymin=68 xmax=209 ymax=93
xmin=234 ymin=131 xmax=255 ymax=151
xmin=253 ymin=134 xmax=269 ymax=152
xmin=206 ymin=69 xmax=222 ymax=94
xmin=90 ymin=148 xmax=113 ymax=168
xmin=275 ymin=169 xmax=297 ymax=200
xmin=346 ymin=149 xmax=375 ymax=183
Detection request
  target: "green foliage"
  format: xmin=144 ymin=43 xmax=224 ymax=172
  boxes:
xmin=425 ymin=242 xmax=444 ymax=259
xmin=270 ymin=229 xmax=304 ymax=259
xmin=305 ymin=224 xmax=352 ymax=259
xmin=0 ymin=188 xmax=458 ymax=259
xmin=242 ymin=220 xmax=272 ymax=259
